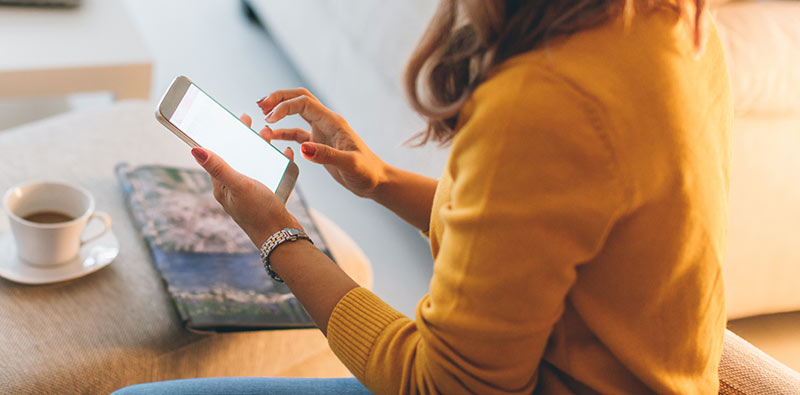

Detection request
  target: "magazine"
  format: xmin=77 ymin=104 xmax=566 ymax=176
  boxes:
xmin=116 ymin=164 xmax=330 ymax=332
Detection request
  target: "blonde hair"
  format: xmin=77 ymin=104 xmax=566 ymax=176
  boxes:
xmin=404 ymin=0 xmax=708 ymax=145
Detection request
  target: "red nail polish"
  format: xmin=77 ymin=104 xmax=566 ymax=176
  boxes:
xmin=301 ymin=143 xmax=315 ymax=156
xmin=191 ymin=148 xmax=208 ymax=163
xmin=256 ymin=96 xmax=268 ymax=104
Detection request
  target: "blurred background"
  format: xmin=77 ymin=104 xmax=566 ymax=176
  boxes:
xmin=2 ymin=0 xmax=800 ymax=374
xmin=0 ymin=0 xmax=443 ymax=317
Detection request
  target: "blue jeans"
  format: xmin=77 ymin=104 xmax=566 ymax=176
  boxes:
xmin=113 ymin=377 xmax=372 ymax=395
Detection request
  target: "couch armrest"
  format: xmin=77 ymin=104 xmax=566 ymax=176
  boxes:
xmin=720 ymin=329 xmax=800 ymax=394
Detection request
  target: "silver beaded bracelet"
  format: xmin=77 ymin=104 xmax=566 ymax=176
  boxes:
xmin=260 ymin=227 xmax=312 ymax=282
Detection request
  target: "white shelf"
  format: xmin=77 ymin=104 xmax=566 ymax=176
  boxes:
xmin=0 ymin=0 xmax=151 ymax=99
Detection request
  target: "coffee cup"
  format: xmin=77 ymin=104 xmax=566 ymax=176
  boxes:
xmin=3 ymin=181 xmax=112 ymax=266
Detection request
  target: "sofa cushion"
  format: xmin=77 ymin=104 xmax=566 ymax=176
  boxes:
xmin=725 ymin=116 xmax=800 ymax=319
xmin=248 ymin=0 xmax=447 ymax=179
xmin=719 ymin=329 xmax=800 ymax=394
xmin=715 ymin=1 xmax=800 ymax=116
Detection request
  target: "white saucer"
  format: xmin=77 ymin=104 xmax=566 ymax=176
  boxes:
xmin=0 ymin=224 xmax=119 ymax=285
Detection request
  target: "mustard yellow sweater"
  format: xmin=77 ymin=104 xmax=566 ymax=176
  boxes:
xmin=327 ymin=8 xmax=732 ymax=394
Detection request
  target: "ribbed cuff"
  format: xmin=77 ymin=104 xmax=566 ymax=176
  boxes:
xmin=327 ymin=287 xmax=406 ymax=380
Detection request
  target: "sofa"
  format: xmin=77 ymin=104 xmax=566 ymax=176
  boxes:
xmin=246 ymin=0 xmax=800 ymax=373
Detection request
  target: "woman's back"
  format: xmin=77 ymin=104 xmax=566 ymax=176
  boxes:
xmin=537 ymin=8 xmax=731 ymax=394
xmin=389 ymin=6 xmax=731 ymax=394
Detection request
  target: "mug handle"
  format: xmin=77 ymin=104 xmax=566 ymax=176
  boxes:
xmin=80 ymin=211 xmax=112 ymax=245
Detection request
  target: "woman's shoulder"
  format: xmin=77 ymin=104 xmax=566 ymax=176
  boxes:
xmin=463 ymin=6 xmax=724 ymax=129
xmin=456 ymin=52 xmax=605 ymax=148
xmin=452 ymin=53 xmax=619 ymax=184
xmin=470 ymin=50 xmax=587 ymax=108
xmin=458 ymin=10 xmax=729 ymax=160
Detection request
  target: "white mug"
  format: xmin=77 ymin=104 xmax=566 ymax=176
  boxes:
xmin=3 ymin=181 xmax=112 ymax=266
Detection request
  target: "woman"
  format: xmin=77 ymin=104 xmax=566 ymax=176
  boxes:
xmin=119 ymin=0 xmax=731 ymax=393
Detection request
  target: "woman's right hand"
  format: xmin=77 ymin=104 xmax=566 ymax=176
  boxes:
xmin=257 ymin=88 xmax=387 ymax=199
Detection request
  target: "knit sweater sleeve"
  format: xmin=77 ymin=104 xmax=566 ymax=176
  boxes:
xmin=326 ymin=64 xmax=628 ymax=394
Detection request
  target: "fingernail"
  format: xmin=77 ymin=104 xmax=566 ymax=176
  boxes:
xmin=256 ymin=96 xmax=268 ymax=104
xmin=265 ymin=110 xmax=274 ymax=122
xmin=301 ymin=143 xmax=315 ymax=157
xmin=191 ymin=148 xmax=208 ymax=164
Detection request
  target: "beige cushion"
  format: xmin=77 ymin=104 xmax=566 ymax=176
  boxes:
xmin=714 ymin=1 xmax=800 ymax=116
xmin=720 ymin=329 xmax=800 ymax=394
xmin=0 ymin=101 xmax=371 ymax=394
xmin=724 ymin=116 xmax=800 ymax=319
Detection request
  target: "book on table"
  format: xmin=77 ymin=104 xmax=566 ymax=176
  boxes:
xmin=116 ymin=163 xmax=330 ymax=332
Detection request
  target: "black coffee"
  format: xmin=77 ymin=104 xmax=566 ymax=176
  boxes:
xmin=23 ymin=211 xmax=74 ymax=224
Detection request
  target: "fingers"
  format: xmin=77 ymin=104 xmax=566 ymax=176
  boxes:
xmin=257 ymin=88 xmax=317 ymax=115
xmin=239 ymin=113 xmax=252 ymax=127
xmin=265 ymin=95 xmax=327 ymax=124
xmin=300 ymin=142 xmax=355 ymax=170
xmin=259 ymin=127 xmax=311 ymax=143
xmin=191 ymin=147 xmax=242 ymax=189
xmin=283 ymin=147 xmax=294 ymax=161
xmin=258 ymin=125 xmax=273 ymax=141
xmin=257 ymin=125 xmax=297 ymax=160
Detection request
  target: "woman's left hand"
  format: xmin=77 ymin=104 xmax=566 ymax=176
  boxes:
xmin=190 ymin=113 xmax=302 ymax=247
